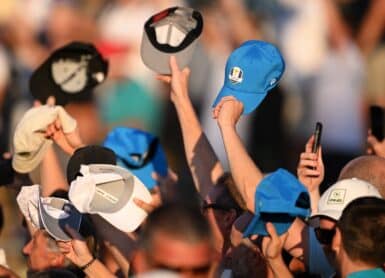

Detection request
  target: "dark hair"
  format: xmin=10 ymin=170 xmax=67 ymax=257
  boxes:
xmin=338 ymin=197 xmax=385 ymax=266
xmin=215 ymin=172 xmax=247 ymax=215
xmin=138 ymin=203 xmax=213 ymax=252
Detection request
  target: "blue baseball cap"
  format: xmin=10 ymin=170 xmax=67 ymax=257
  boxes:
xmin=103 ymin=127 xmax=168 ymax=190
xmin=212 ymin=40 xmax=285 ymax=114
xmin=243 ymin=168 xmax=310 ymax=237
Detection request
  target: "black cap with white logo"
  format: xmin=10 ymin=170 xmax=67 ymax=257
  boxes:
xmin=30 ymin=41 xmax=108 ymax=105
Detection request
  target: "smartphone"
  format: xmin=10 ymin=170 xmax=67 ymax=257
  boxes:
xmin=312 ymin=122 xmax=323 ymax=153
xmin=370 ymin=105 xmax=384 ymax=141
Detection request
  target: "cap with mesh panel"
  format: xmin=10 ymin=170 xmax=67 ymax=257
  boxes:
xmin=140 ymin=6 xmax=203 ymax=74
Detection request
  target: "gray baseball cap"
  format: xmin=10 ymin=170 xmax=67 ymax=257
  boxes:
xmin=140 ymin=6 xmax=203 ymax=74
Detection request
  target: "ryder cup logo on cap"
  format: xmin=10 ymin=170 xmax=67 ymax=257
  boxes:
xmin=141 ymin=6 xmax=203 ymax=74
xmin=212 ymin=40 xmax=285 ymax=115
xmin=30 ymin=41 xmax=109 ymax=105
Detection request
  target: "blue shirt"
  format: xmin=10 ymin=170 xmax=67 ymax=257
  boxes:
xmin=348 ymin=268 xmax=385 ymax=278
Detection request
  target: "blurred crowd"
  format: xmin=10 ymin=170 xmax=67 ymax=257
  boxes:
xmin=0 ymin=0 xmax=384 ymax=277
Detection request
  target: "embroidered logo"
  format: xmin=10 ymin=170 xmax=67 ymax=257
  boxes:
xmin=229 ymin=67 xmax=243 ymax=84
xmin=327 ymin=189 xmax=346 ymax=204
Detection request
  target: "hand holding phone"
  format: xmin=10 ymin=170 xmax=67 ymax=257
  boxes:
xmin=312 ymin=122 xmax=323 ymax=153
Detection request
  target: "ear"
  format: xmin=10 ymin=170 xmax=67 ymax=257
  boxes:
xmin=50 ymin=252 xmax=65 ymax=267
xmin=332 ymin=227 xmax=342 ymax=254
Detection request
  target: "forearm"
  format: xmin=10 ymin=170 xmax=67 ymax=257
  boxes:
xmin=173 ymin=95 xmax=223 ymax=197
xmin=219 ymin=124 xmax=263 ymax=211
xmin=40 ymin=144 xmax=68 ymax=196
xmin=268 ymin=257 xmax=293 ymax=278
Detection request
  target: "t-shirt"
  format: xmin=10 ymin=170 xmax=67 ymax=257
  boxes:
xmin=348 ymin=268 xmax=385 ymax=278
xmin=308 ymin=227 xmax=335 ymax=278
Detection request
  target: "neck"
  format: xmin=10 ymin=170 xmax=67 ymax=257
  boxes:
xmin=340 ymin=255 xmax=377 ymax=277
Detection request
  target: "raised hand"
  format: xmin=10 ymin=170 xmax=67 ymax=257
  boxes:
xmin=297 ymin=135 xmax=324 ymax=193
xmin=156 ymin=55 xmax=190 ymax=103
xmin=212 ymin=96 xmax=244 ymax=128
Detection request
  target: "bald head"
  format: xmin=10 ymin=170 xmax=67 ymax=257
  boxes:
xmin=338 ymin=155 xmax=385 ymax=197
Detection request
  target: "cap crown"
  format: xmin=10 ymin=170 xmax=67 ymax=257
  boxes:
xmin=224 ymin=40 xmax=285 ymax=95
xmin=317 ymin=178 xmax=382 ymax=220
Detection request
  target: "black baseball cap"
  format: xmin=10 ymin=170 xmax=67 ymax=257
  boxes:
xmin=66 ymin=145 xmax=116 ymax=184
xmin=30 ymin=41 xmax=109 ymax=105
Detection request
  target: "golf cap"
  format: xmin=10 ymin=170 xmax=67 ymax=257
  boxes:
xmin=310 ymin=178 xmax=382 ymax=224
xmin=212 ymin=40 xmax=285 ymax=114
xmin=103 ymin=127 xmax=168 ymax=190
xmin=141 ymin=6 xmax=203 ymax=74
xmin=30 ymin=41 xmax=108 ymax=105
xmin=69 ymin=164 xmax=152 ymax=232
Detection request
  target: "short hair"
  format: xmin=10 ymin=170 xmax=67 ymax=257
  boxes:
xmin=338 ymin=155 xmax=385 ymax=197
xmin=216 ymin=172 xmax=247 ymax=213
xmin=337 ymin=197 xmax=385 ymax=266
xmin=138 ymin=203 xmax=213 ymax=252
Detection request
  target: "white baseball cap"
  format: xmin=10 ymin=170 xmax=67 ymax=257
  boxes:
xmin=310 ymin=178 xmax=382 ymax=222
xmin=69 ymin=164 xmax=152 ymax=232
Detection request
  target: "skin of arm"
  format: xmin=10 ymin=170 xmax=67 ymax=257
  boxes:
xmin=213 ymin=97 xmax=263 ymax=211
xmin=39 ymin=144 xmax=68 ymax=197
xmin=157 ymin=56 xmax=224 ymax=197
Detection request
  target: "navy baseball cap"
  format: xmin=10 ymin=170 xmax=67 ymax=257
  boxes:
xmin=103 ymin=127 xmax=168 ymax=190
xmin=243 ymin=168 xmax=310 ymax=237
xmin=212 ymin=40 xmax=285 ymax=114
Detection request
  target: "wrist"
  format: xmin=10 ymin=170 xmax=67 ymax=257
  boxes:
xmin=80 ymin=256 xmax=96 ymax=271
xmin=78 ymin=253 xmax=94 ymax=268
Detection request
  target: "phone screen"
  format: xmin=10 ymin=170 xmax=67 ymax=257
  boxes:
xmin=370 ymin=105 xmax=384 ymax=141
xmin=312 ymin=122 xmax=323 ymax=153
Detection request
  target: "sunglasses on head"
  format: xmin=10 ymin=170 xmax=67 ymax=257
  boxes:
xmin=314 ymin=227 xmax=336 ymax=245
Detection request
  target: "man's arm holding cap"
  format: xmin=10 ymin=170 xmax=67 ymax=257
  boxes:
xmin=157 ymin=56 xmax=224 ymax=197
xmin=213 ymin=97 xmax=263 ymax=211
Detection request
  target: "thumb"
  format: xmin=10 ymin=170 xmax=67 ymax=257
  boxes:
xmin=182 ymin=67 xmax=191 ymax=79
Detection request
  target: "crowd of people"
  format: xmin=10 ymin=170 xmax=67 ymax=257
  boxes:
xmin=0 ymin=0 xmax=384 ymax=277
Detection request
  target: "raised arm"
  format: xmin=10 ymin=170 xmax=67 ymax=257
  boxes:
xmin=157 ymin=56 xmax=224 ymax=197
xmin=213 ymin=97 xmax=263 ymax=211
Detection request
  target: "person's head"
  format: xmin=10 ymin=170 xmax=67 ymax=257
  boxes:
xmin=311 ymin=178 xmax=382 ymax=266
xmin=23 ymin=230 xmax=66 ymax=271
xmin=203 ymin=173 xmax=245 ymax=237
xmin=134 ymin=203 xmax=216 ymax=278
xmin=332 ymin=197 xmax=385 ymax=275
xmin=338 ymin=155 xmax=385 ymax=197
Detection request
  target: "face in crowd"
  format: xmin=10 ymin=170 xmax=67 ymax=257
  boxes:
xmin=23 ymin=230 xmax=65 ymax=271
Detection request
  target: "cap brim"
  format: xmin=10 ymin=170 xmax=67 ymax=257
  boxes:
xmin=243 ymin=213 xmax=295 ymax=237
xmin=140 ymin=32 xmax=197 ymax=74
xmin=212 ymin=85 xmax=266 ymax=115
xmin=98 ymin=175 xmax=152 ymax=232
xmin=308 ymin=210 xmax=341 ymax=226
xmin=12 ymin=140 xmax=53 ymax=174
xmin=38 ymin=197 xmax=82 ymax=241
